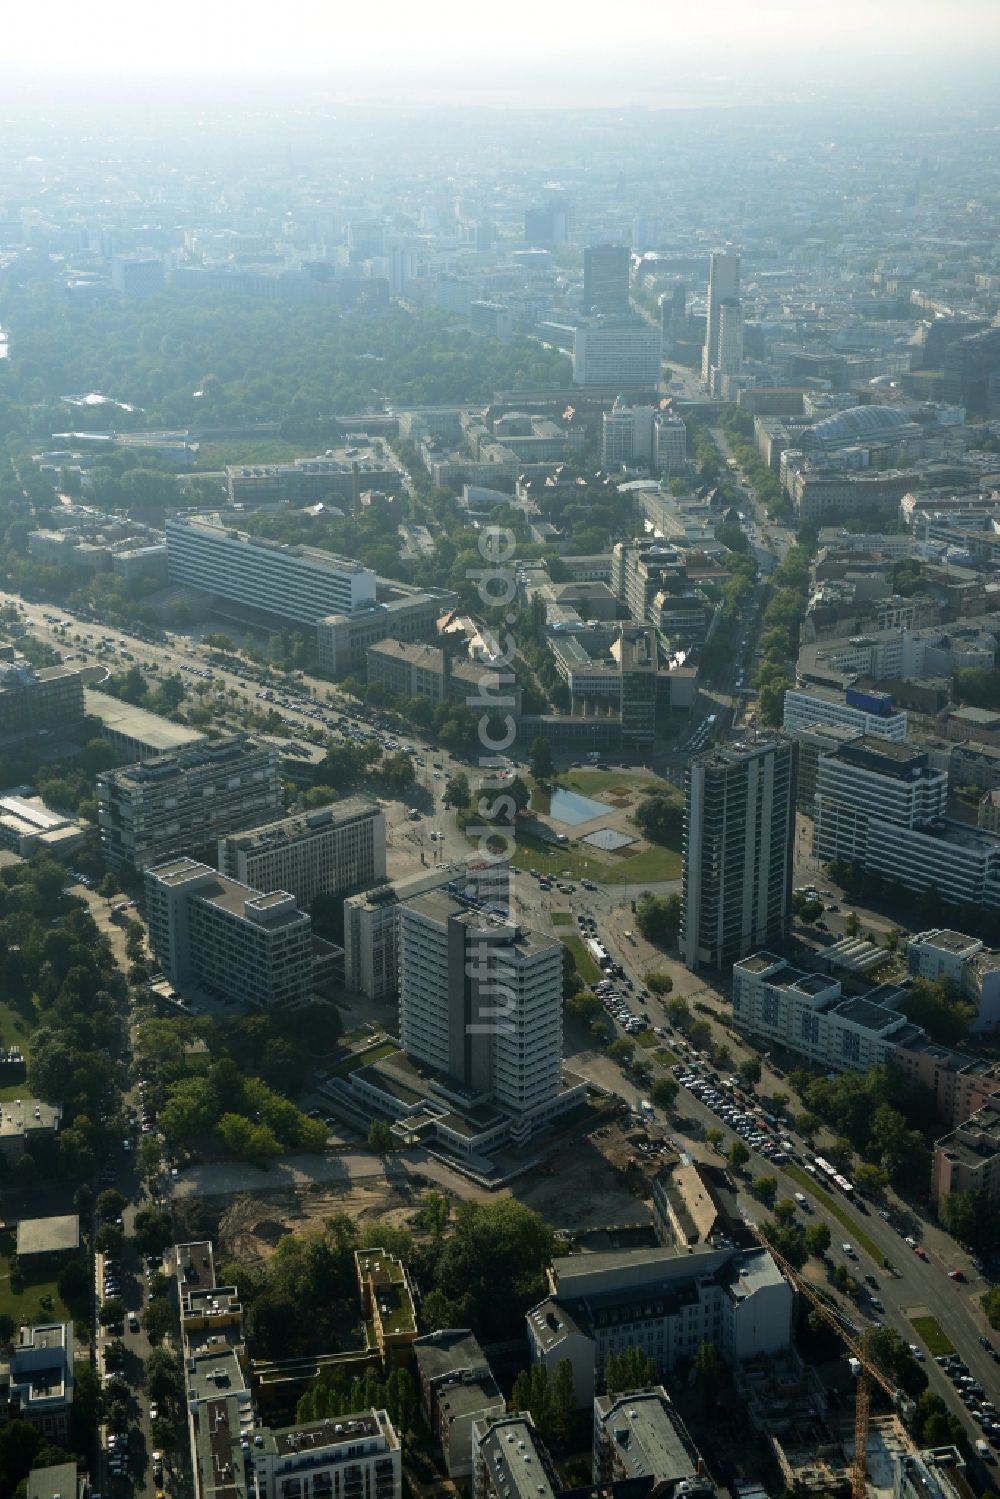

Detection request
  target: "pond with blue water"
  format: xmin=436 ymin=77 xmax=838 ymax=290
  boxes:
xmin=541 ymin=786 xmax=608 ymax=826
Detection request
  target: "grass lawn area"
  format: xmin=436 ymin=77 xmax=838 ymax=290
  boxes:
xmin=562 ymin=936 xmax=603 ymax=984
xmin=0 ymin=997 xmax=34 ymax=1051
xmin=557 ymin=769 xmax=673 ymax=798
xmin=909 ymin=1315 xmax=955 ymax=1357
xmin=604 ymin=844 xmax=682 ymax=883
xmin=655 ymin=1047 xmax=678 ymax=1065
xmin=0 ymin=1232 xmax=72 ymax=1326
xmin=782 ymin=1164 xmax=883 ymax=1262
xmin=0 ymin=1080 xmax=29 ymax=1102
xmin=328 ymin=1040 xmax=400 ymax=1080
xmin=507 ymin=831 xmax=613 ymax=880
xmin=635 ymin=1031 xmax=660 ymax=1049
xmin=550 ymin=911 xmax=573 ymax=926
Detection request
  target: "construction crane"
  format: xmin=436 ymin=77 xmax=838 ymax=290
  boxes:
xmin=744 ymin=1222 xmax=912 ymax=1499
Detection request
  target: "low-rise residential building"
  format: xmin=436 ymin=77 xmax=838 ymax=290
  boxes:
xmin=356 ymin=1249 xmax=418 ymax=1369
xmin=472 ymin=1413 xmax=560 ymax=1499
xmin=894 ymin=1039 xmax=1000 ymax=1128
xmin=0 ymin=794 xmax=85 ymax=858
xmin=527 ymin=1245 xmax=792 ymax=1407
xmin=0 ymin=1324 xmax=74 ymax=1443
xmin=218 ymin=799 xmax=386 ymax=909
xmin=594 ymin=1387 xmax=717 ymax=1498
xmin=413 ymin=1329 xmax=504 ymax=1480
xmin=907 ymin=929 xmax=1000 ymax=1035
xmin=732 ymin=953 xmax=918 ymax=1073
xmin=144 ymin=857 xmax=313 ymax=1009
xmin=0 ymin=1098 xmax=62 ymax=1163
xmin=932 ymin=1102 xmax=1000 ymax=1203
xmin=249 ymin=1411 xmax=402 ymax=1499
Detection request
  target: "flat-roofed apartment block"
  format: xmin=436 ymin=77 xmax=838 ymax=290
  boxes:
xmin=250 ymin=1410 xmax=401 ymax=1499
xmin=412 ymin=1329 xmax=504 ymax=1480
xmin=97 ymin=733 xmax=282 ymax=871
xmin=0 ymin=660 xmax=85 ymax=747
xmin=145 ymin=857 xmax=313 ymax=1009
xmin=166 ymin=513 xmax=377 ymax=625
xmin=471 ymin=1413 xmax=560 ymax=1499
xmin=355 ymin=1248 xmax=418 ymax=1369
xmin=0 ymin=1323 xmax=74 ymax=1443
xmin=226 ymin=454 xmax=403 ymax=508
xmin=932 ymin=1101 xmax=1000 ymax=1204
xmin=732 ymin=953 xmax=922 ymax=1074
xmin=528 ymin=1245 xmax=792 ymax=1407
xmin=218 ymin=799 xmax=385 ymax=909
xmin=593 ymin=1386 xmax=718 ymax=1497
xmin=895 ymin=1448 xmax=976 ymax=1499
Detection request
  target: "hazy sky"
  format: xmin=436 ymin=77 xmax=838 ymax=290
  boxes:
xmin=4 ymin=0 xmax=1000 ymax=100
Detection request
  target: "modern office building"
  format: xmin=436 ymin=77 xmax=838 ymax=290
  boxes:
xmin=249 ymin=1411 xmax=402 ymax=1499
xmin=528 ymin=1245 xmax=792 ymax=1407
xmin=315 ymin=587 xmax=457 ymax=678
xmin=782 ymin=684 xmax=908 ymax=743
xmin=165 ymin=513 xmax=377 ymax=627
xmin=812 ymin=738 xmax=1000 ymax=908
xmin=0 ymin=661 xmax=85 ymax=748
xmin=97 ymin=734 xmax=283 ymax=871
xmin=218 ymin=799 xmax=385 ymax=909
xmin=366 ymin=640 xmax=521 ymax=720
xmin=573 ymin=318 xmax=662 ymax=388
xmin=547 ymin=625 xmax=660 ymax=749
xmin=144 ymin=857 xmax=313 ymax=1009
xmin=85 ymin=688 xmax=207 ymax=761
xmin=226 ymin=454 xmax=402 ymax=508
xmin=681 ymin=739 xmax=797 ymax=971
xmin=732 ymin=953 xmax=919 ymax=1073
xmin=110 ymin=255 xmax=164 ymax=300
xmin=0 ymin=1323 xmax=75 ymax=1443
xmin=793 ymin=722 xmax=863 ymax=812
xmin=583 ymin=244 xmax=631 ymax=317
xmin=702 ymin=251 xmax=741 ymax=392
xmin=343 ymin=860 xmax=510 ymax=1001
xmin=932 ymin=1102 xmax=1000 ymax=1204
xmin=594 ymin=1387 xmax=717 ymax=1498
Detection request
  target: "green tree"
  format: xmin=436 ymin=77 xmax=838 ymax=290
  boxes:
xmin=982 ymin=1286 xmax=1000 ymax=1331
xmin=368 ymin=1120 xmax=394 ymax=1154
xmin=738 ymin=1056 xmax=762 ymax=1087
xmin=645 ymin=971 xmax=673 ymax=996
xmin=728 ymin=1140 xmax=750 ymax=1171
xmin=693 ymin=1339 xmax=720 ymax=1408
xmin=433 ymin=1199 xmax=555 ymax=1341
xmin=753 ymin=1175 xmax=778 ymax=1207
xmin=856 ymin=1162 xmax=888 ymax=1198
xmin=773 ymin=1197 xmax=797 ymax=1224
xmin=938 ymin=1188 xmax=1000 ymax=1254
xmin=133 ymin=1207 xmax=174 ymax=1257
xmin=605 ymin=1346 xmax=657 ymax=1394
xmin=142 ymin=1297 xmax=174 ymax=1344
xmin=705 ymin=1127 xmax=724 ymax=1151
xmin=97 ymin=1188 xmax=125 ymax=1221
xmin=443 ymin=772 xmax=471 ymax=809
xmin=651 ymin=1077 xmax=679 ymax=1112
xmin=804 ymin=1222 xmax=832 ymax=1258
xmin=530 ymin=737 xmax=554 ymax=782
xmin=635 ymin=893 xmax=681 ymax=947
xmin=607 ymin=1037 xmax=636 ymax=1065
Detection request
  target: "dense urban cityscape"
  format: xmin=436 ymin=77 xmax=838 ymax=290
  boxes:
xmin=1 ymin=16 xmax=1000 ymax=1499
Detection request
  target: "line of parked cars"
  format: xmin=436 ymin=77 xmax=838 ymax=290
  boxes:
xmin=936 ymin=1352 xmax=1000 ymax=1451
xmin=674 ymin=1066 xmax=790 ymax=1163
xmin=593 ymin=977 xmax=645 ymax=1034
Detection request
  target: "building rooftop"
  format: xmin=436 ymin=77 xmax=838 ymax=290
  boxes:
xmin=910 ymin=929 xmax=982 ymax=955
xmin=16 ymin=1214 xmax=80 ymax=1258
xmin=171 ymin=513 xmax=374 ymax=576
xmin=26 ymin=1462 xmax=82 ymax=1499
xmin=257 ymin=1411 xmax=389 ymax=1458
xmin=597 ymin=1390 xmax=709 ymax=1489
xmin=85 ymin=688 xmax=206 ymax=753
xmin=0 ymin=1098 xmax=61 ymax=1142
xmin=413 ymin=1327 xmax=488 ymax=1381
xmin=475 ymin=1416 xmax=559 ymax=1499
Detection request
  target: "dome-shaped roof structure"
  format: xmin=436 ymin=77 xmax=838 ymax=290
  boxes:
xmin=809 ymin=404 xmax=917 ymax=443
